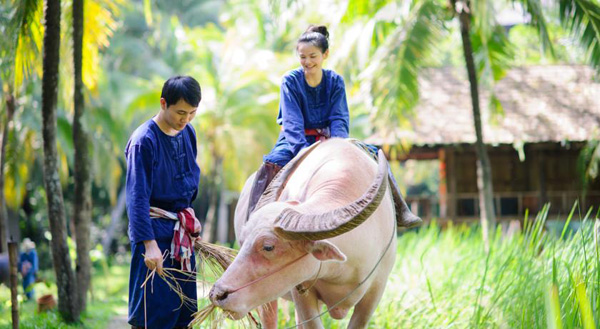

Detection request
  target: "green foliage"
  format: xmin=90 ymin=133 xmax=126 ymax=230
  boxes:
xmin=512 ymin=0 xmax=555 ymax=55
xmin=578 ymin=139 xmax=600 ymax=191
xmin=0 ymin=264 xmax=129 ymax=329
xmin=559 ymin=0 xmax=600 ymax=70
xmin=337 ymin=0 xmax=446 ymax=135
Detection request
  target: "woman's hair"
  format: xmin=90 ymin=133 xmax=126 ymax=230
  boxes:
xmin=161 ymin=75 xmax=202 ymax=107
xmin=297 ymin=25 xmax=329 ymax=53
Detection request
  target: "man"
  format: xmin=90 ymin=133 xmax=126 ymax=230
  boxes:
xmin=125 ymin=76 xmax=202 ymax=329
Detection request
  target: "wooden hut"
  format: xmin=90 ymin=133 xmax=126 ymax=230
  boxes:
xmin=367 ymin=65 xmax=600 ymax=221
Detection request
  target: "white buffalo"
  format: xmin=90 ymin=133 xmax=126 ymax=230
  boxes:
xmin=210 ymin=138 xmax=411 ymax=328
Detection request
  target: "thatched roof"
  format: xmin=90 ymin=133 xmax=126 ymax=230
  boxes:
xmin=366 ymin=65 xmax=600 ymax=146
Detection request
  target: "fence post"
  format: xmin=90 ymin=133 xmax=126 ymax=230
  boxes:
xmin=8 ymin=240 xmax=19 ymax=329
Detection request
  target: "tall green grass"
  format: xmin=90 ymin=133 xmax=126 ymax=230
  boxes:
xmin=207 ymin=204 xmax=599 ymax=328
xmin=365 ymin=205 xmax=599 ymax=329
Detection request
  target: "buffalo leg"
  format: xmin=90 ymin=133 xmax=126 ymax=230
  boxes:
xmin=346 ymin=283 xmax=387 ymax=329
xmin=258 ymin=299 xmax=278 ymax=329
xmin=291 ymin=288 xmax=324 ymax=329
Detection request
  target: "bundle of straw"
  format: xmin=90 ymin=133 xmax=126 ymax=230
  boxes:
xmin=194 ymin=240 xmax=237 ymax=278
xmin=141 ymin=241 xmax=260 ymax=328
xmin=192 ymin=240 xmax=261 ymax=328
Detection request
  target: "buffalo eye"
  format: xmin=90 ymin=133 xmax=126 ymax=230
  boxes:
xmin=263 ymin=245 xmax=275 ymax=252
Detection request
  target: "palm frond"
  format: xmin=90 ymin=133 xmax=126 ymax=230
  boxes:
xmin=559 ymin=0 xmax=600 ymax=70
xmin=471 ymin=24 xmax=515 ymax=83
xmin=10 ymin=0 xmax=43 ymax=90
xmin=83 ymin=0 xmax=123 ymax=92
xmin=357 ymin=0 xmax=445 ymax=134
xmin=512 ymin=0 xmax=556 ymax=56
xmin=341 ymin=0 xmax=391 ymax=23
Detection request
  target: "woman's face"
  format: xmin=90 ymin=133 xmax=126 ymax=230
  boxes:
xmin=297 ymin=42 xmax=328 ymax=75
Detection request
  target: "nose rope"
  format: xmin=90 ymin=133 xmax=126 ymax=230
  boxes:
xmin=227 ymin=253 xmax=309 ymax=294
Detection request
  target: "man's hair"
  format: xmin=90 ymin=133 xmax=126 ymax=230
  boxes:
xmin=161 ymin=75 xmax=202 ymax=107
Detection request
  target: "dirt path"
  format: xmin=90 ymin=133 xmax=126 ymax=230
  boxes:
xmin=107 ymin=314 xmax=129 ymax=328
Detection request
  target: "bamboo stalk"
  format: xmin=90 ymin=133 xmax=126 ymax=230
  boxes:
xmin=8 ymin=241 xmax=18 ymax=329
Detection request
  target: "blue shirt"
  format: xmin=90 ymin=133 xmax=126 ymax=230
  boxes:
xmin=277 ymin=68 xmax=349 ymax=156
xmin=19 ymin=250 xmax=38 ymax=278
xmin=125 ymin=119 xmax=201 ymax=244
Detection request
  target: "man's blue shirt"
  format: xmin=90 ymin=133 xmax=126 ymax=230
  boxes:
xmin=124 ymin=119 xmax=201 ymax=244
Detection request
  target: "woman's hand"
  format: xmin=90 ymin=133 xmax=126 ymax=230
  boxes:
xmin=143 ymin=240 xmax=163 ymax=275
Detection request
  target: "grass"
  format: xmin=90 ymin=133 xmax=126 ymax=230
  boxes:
xmin=201 ymin=204 xmax=599 ymax=328
xmin=1 ymin=204 xmax=598 ymax=328
xmin=0 ymin=262 xmax=129 ymax=329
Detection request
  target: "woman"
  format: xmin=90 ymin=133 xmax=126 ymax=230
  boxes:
xmin=248 ymin=25 xmax=349 ymax=213
xmin=247 ymin=25 xmax=420 ymax=230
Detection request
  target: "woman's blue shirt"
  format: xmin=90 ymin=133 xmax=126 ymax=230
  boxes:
xmin=276 ymin=67 xmax=349 ymax=156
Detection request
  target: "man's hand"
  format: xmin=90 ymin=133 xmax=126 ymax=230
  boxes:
xmin=143 ymin=240 xmax=163 ymax=275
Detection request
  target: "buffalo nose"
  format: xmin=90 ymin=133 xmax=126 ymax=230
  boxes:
xmin=209 ymin=285 xmax=230 ymax=304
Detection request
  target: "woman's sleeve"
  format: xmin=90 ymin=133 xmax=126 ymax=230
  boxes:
xmin=280 ymin=79 xmax=310 ymax=156
xmin=126 ymin=143 xmax=155 ymax=243
xmin=329 ymin=75 xmax=350 ymax=138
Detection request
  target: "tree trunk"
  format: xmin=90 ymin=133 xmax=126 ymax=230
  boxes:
xmin=72 ymin=0 xmax=91 ymax=314
xmin=201 ymin=156 xmax=223 ymax=243
xmin=41 ymin=0 xmax=79 ymax=321
xmin=0 ymin=93 xmax=15 ymax=253
xmin=454 ymin=0 xmax=496 ymax=245
xmin=101 ymin=186 xmax=127 ymax=256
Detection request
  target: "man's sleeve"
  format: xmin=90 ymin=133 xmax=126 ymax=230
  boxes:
xmin=329 ymin=75 xmax=350 ymax=138
xmin=280 ymin=79 xmax=310 ymax=156
xmin=126 ymin=143 xmax=155 ymax=243
xmin=32 ymin=250 xmax=38 ymax=274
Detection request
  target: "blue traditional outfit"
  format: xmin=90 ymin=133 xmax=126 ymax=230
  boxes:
xmin=257 ymin=67 xmax=421 ymax=229
xmin=125 ymin=119 xmax=201 ymax=329
xmin=18 ymin=248 xmax=38 ymax=300
xmin=264 ymin=67 xmax=349 ymax=166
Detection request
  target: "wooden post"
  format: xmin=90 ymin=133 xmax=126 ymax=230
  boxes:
xmin=8 ymin=240 xmax=18 ymax=329
xmin=438 ymin=148 xmax=448 ymax=219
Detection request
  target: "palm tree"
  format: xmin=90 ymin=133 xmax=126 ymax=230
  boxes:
xmin=450 ymin=0 xmax=496 ymax=245
xmin=0 ymin=0 xmax=44 ymax=253
xmin=71 ymin=0 xmax=91 ymax=314
xmin=41 ymin=0 xmax=79 ymax=321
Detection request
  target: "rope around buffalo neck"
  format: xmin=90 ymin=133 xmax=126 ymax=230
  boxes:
xmin=283 ymin=217 xmax=397 ymax=329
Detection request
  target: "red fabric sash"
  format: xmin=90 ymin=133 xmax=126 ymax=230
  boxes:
xmin=149 ymin=207 xmax=201 ymax=272
xmin=304 ymin=128 xmax=330 ymax=141
xmin=279 ymin=126 xmax=331 ymax=141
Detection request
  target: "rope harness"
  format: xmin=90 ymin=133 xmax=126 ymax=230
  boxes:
xmin=227 ymin=254 xmax=309 ymax=294
xmin=283 ymin=217 xmax=396 ymax=329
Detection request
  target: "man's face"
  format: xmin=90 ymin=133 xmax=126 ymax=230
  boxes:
xmin=160 ymin=98 xmax=197 ymax=131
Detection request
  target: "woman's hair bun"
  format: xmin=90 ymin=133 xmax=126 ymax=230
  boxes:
xmin=305 ymin=25 xmax=329 ymax=40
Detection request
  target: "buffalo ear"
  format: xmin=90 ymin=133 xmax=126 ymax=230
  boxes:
xmin=305 ymin=240 xmax=347 ymax=262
